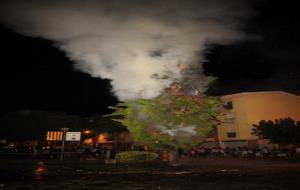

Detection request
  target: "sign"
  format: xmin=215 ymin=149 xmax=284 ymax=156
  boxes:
xmin=66 ymin=132 xmax=81 ymax=141
xmin=46 ymin=131 xmax=63 ymax=141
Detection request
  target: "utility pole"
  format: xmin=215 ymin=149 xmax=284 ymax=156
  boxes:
xmin=60 ymin=128 xmax=69 ymax=161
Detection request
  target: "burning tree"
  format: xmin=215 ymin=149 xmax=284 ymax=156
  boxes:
xmin=108 ymin=77 xmax=221 ymax=151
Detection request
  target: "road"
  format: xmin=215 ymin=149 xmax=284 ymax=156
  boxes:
xmin=1 ymin=157 xmax=300 ymax=190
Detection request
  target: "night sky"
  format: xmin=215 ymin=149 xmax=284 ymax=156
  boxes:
xmin=0 ymin=0 xmax=299 ymax=116
xmin=0 ymin=28 xmax=117 ymax=116
xmin=205 ymin=0 xmax=300 ymax=96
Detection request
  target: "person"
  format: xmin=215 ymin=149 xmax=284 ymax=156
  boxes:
xmin=198 ymin=147 xmax=206 ymax=157
xmin=177 ymin=148 xmax=184 ymax=158
xmin=189 ymin=148 xmax=196 ymax=157
xmin=254 ymin=148 xmax=262 ymax=158
xmin=224 ymin=147 xmax=230 ymax=156
xmin=111 ymin=148 xmax=116 ymax=159
xmin=234 ymin=147 xmax=241 ymax=157
xmin=247 ymin=149 xmax=254 ymax=157
xmin=105 ymin=148 xmax=111 ymax=160
xmin=219 ymin=147 xmax=225 ymax=157
xmin=241 ymin=147 xmax=248 ymax=157
xmin=277 ymin=149 xmax=288 ymax=158
xmin=295 ymin=147 xmax=300 ymax=159
xmin=262 ymin=146 xmax=269 ymax=157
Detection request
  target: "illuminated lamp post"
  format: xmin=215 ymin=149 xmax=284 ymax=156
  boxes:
xmin=60 ymin=128 xmax=69 ymax=161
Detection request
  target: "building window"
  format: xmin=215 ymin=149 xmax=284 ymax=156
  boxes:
xmin=224 ymin=101 xmax=233 ymax=109
xmin=227 ymin=132 xmax=236 ymax=138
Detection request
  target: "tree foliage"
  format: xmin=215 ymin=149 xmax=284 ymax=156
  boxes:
xmin=252 ymin=117 xmax=300 ymax=145
xmin=108 ymin=95 xmax=221 ymax=150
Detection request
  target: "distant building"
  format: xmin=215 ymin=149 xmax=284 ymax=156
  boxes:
xmin=216 ymin=91 xmax=300 ymax=148
xmin=80 ymin=130 xmax=132 ymax=151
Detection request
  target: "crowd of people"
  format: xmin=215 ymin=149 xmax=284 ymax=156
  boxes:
xmin=183 ymin=146 xmax=300 ymax=159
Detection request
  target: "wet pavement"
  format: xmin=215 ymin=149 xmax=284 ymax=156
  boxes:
xmin=1 ymin=158 xmax=300 ymax=190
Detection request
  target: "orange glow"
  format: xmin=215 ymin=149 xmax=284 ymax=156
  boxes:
xmin=34 ymin=161 xmax=46 ymax=177
xmin=98 ymin=134 xmax=109 ymax=143
xmin=35 ymin=166 xmax=45 ymax=173
xmin=83 ymin=130 xmax=93 ymax=134
xmin=83 ymin=138 xmax=93 ymax=144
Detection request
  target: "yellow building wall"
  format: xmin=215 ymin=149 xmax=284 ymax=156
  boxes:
xmin=218 ymin=91 xmax=300 ymax=142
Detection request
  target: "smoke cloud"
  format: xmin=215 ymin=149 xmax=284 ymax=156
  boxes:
xmin=154 ymin=124 xmax=197 ymax=137
xmin=0 ymin=0 xmax=254 ymax=100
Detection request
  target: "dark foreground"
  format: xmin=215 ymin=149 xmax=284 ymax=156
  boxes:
xmin=1 ymin=157 xmax=300 ymax=190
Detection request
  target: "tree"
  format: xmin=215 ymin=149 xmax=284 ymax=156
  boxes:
xmin=252 ymin=117 xmax=300 ymax=145
xmin=108 ymin=94 xmax=221 ymax=151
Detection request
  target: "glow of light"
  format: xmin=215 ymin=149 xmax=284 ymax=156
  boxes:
xmin=83 ymin=138 xmax=93 ymax=144
xmin=35 ymin=166 xmax=45 ymax=174
xmin=83 ymin=130 xmax=93 ymax=135
xmin=98 ymin=134 xmax=108 ymax=143
xmin=34 ymin=161 xmax=46 ymax=177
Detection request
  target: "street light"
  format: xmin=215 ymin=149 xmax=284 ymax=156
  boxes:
xmin=60 ymin=128 xmax=69 ymax=161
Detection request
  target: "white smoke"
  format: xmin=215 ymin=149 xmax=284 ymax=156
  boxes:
xmin=154 ymin=124 xmax=197 ymax=137
xmin=0 ymin=0 xmax=254 ymax=100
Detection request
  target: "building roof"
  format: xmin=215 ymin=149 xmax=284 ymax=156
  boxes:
xmin=221 ymin=91 xmax=300 ymax=99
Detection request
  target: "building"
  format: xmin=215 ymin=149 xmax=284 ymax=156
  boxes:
xmin=81 ymin=130 xmax=132 ymax=151
xmin=217 ymin=91 xmax=300 ymax=148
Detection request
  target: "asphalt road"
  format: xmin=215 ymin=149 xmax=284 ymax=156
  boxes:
xmin=1 ymin=157 xmax=300 ymax=190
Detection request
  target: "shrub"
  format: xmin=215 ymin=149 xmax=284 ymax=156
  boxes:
xmin=115 ymin=151 xmax=158 ymax=163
